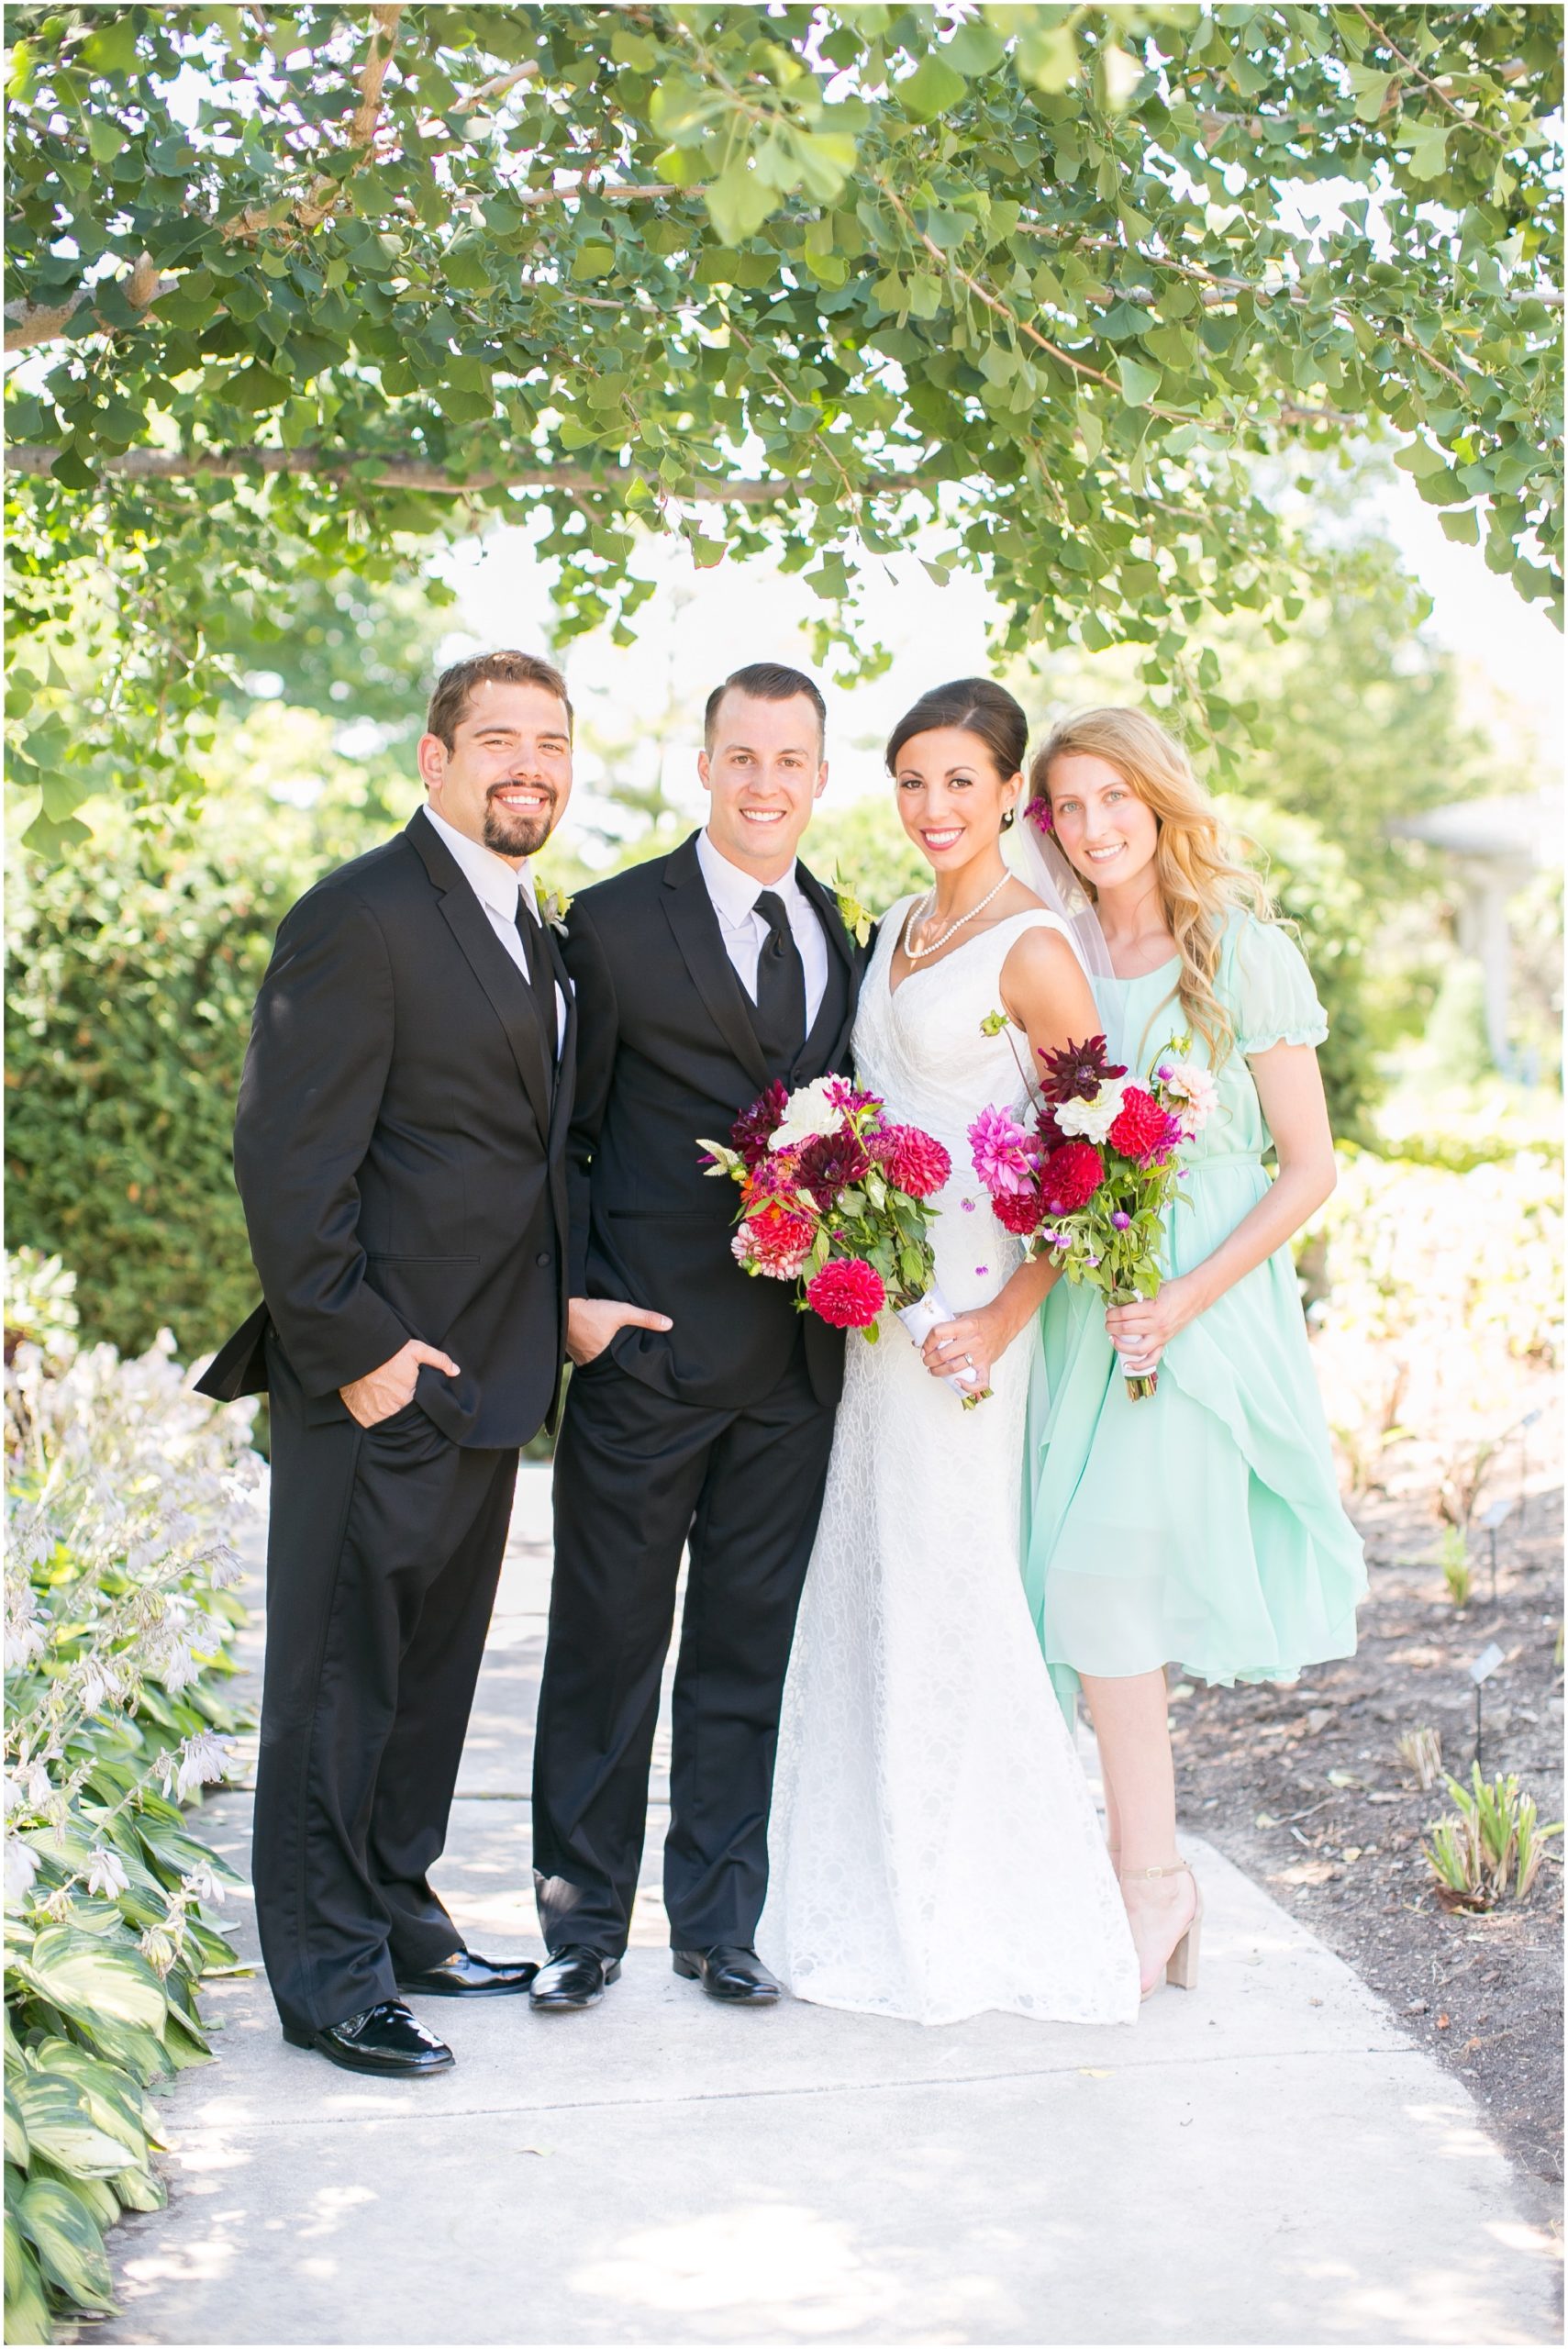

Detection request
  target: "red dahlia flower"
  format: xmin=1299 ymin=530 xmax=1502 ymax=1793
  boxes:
xmin=1036 ymin=1033 xmax=1128 ymax=1105
xmin=1040 ymin=1141 xmax=1105 ymax=1215
xmin=729 ymin=1080 xmax=792 ymax=1169
xmin=806 ymin=1256 xmax=886 ymax=1329
xmin=744 ymin=1200 xmax=816 ymax=1272
xmin=793 ymin=1128 xmax=872 ymax=1211
xmin=1106 ymin=1087 xmax=1182 ymax=1165
xmin=871 ymin=1123 xmax=952 ymax=1199
xmin=992 ymin=1184 xmax=1047 ymax=1237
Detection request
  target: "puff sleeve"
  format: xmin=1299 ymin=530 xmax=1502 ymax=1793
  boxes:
xmin=1233 ymin=918 xmax=1329 ymax=1054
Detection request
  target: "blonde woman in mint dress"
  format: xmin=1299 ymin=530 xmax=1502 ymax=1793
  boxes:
xmin=1019 ymin=707 xmax=1366 ymax=2001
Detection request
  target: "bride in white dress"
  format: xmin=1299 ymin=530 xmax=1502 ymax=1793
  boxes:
xmin=758 ymin=681 xmax=1140 ymax=2027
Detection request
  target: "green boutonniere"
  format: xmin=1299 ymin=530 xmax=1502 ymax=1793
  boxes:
xmin=534 ymin=878 xmax=573 ymax=935
xmin=831 ymin=872 xmax=875 ymax=949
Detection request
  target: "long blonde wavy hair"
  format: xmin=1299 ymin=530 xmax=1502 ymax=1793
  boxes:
xmin=1029 ymin=706 xmax=1275 ymax=1067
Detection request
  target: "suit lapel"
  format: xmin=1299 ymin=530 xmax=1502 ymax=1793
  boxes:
xmin=662 ymin=835 xmax=774 ymax=1094
xmin=797 ymin=860 xmax=862 ymax=1073
xmin=541 ymin=920 xmax=577 ymax=1144
xmin=406 ymin=809 xmax=554 ymax=1138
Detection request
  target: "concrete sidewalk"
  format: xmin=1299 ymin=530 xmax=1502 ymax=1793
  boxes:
xmin=97 ymin=1469 xmax=1560 ymax=2346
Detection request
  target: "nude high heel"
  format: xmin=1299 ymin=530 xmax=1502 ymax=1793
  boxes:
xmin=1121 ymin=1859 xmax=1202 ymax=1998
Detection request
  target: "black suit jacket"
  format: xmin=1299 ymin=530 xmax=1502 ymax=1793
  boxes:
xmin=195 ymin=808 xmax=576 ymax=1449
xmin=562 ymin=831 xmax=869 ymax=1410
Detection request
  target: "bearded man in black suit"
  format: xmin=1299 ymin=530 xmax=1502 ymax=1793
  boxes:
xmin=198 ymin=650 xmax=577 ymax=2076
xmin=529 ymin=661 xmax=871 ymax=2010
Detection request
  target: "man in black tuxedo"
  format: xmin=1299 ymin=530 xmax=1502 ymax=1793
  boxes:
xmin=197 ymin=651 xmax=578 ymax=2076
xmin=530 ymin=661 xmax=870 ymax=2009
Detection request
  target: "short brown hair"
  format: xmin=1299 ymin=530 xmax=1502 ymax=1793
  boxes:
xmin=704 ymin=661 xmax=826 ymax=751
xmin=426 ymin=651 xmax=573 ymax=751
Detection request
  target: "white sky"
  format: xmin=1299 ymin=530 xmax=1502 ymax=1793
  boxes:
xmin=439 ymin=466 xmax=1563 ymax=840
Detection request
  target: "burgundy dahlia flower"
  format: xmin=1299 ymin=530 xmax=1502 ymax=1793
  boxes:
xmin=793 ymin=1128 xmax=872 ymax=1211
xmin=871 ymin=1123 xmax=952 ymax=1200
xmin=729 ymin=1080 xmax=792 ymax=1169
xmin=806 ymin=1256 xmax=886 ymax=1329
xmin=1040 ymin=1141 xmax=1106 ymax=1215
xmin=1036 ymin=1033 xmax=1128 ymax=1105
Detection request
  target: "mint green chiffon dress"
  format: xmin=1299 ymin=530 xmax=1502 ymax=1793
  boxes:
xmin=1022 ymin=912 xmax=1367 ymax=1717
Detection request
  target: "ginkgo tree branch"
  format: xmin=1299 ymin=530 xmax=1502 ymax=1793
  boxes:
xmin=3 ymin=443 xmax=939 ymax=505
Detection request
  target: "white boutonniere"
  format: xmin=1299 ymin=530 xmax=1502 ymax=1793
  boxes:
xmin=831 ymin=872 xmax=875 ymax=949
xmin=534 ymin=877 xmax=573 ymax=936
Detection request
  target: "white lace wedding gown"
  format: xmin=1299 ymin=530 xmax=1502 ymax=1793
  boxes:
xmin=757 ymin=901 xmax=1140 ymax=2026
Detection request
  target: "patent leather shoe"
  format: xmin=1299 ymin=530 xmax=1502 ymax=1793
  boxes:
xmin=528 ymin=1947 xmax=620 ymax=2009
xmin=672 ymin=1945 xmax=781 ymax=2004
xmin=283 ymin=1998 xmax=454 ymax=2076
xmin=396 ymin=1949 xmax=539 ymax=1998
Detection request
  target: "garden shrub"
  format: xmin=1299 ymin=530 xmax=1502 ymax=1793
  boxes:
xmin=4 ymin=1253 xmax=257 ymax=2342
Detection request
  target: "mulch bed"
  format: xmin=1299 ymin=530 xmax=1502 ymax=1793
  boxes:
xmin=1173 ymin=1469 xmax=1563 ymax=2210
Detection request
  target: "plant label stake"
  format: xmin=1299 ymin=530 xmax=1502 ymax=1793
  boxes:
xmin=1478 ymin=1497 xmax=1513 ymax=1605
xmin=1517 ymin=1406 xmax=1543 ymax=1525
xmin=1467 ymin=1642 xmax=1504 ymax=1771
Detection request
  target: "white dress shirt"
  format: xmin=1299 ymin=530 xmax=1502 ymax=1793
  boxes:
xmin=424 ymin=805 xmax=567 ymax=1049
xmin=695 ymin=829 xmax=829 ymax=1031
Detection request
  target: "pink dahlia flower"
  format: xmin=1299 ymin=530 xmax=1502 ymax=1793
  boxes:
xmin=872 ymin=1123 xmax=952 ymax=1199
xmin=806 ymin=1257 xmax=886 ymax=1329
xmin=968 ymin=1105 xmax=1041 ymax=1197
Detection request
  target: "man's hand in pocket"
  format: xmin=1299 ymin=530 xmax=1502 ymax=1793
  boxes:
xmin=339 ymin=1340 xmax=460 ymax=1428
xmin=566 ymin=1298 xmax=673 ymax=1368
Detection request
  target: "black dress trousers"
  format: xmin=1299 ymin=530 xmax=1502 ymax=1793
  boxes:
xmin=253 ymin=1338 xmax=519 ymax=2037
xmin=533 ymin=1332 xmax=837 ymax=1959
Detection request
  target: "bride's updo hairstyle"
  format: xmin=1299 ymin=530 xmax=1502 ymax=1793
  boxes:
xmin=1029 ymin=706 xmax=1274 ymax=1065
xmin=885 ymin=678 xmax=1028 ymax=826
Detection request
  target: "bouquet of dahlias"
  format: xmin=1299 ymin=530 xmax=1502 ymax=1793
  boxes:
xmin=699 ymin=1076 xmax=988 ymax=1405
xmin=967 ymin=1026 xmax=1217 ymax=1399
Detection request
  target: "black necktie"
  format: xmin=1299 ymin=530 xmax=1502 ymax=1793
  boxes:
xmin=516 ymin=893 xmax=558 ymax=1070
xmin=751 ymin=888 xmax=807 ymax=1069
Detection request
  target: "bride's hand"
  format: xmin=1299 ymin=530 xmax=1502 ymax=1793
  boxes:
xmin=921 ymin=1304 xmax=1010 ymax=1394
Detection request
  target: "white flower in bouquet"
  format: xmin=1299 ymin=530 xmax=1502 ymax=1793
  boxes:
xmin=769 ymin=1075 xmax=844 ymax=1152
xmin=1156 ymin=1056 xmax=1218 ymax=1138
xmin=1054 ymin=1077 xmax=1129 ymax=1145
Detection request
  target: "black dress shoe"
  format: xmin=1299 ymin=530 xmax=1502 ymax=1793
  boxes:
xmin=395 ymin=1949 xmax=539 ymax=1998
xmin=528 ymin=1947 xmax=621 ymax=2009
xmin=673 ymin=1945 xmax=781 ymax=2004
xmin=282 ymin=1999 xmax=454 ymax=2076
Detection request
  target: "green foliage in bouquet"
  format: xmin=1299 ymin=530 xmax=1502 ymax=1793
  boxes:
xmin=4 ymin=1255 xmax=257 ymax=2342
xmin=6 ymin=5 xmax=1560 ymax=849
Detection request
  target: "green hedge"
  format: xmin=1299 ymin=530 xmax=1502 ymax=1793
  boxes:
xmin=4 ymin=1255 xmax=255 ymax=2341
xmin=6 ymin=849 xmax=294 ymax=1361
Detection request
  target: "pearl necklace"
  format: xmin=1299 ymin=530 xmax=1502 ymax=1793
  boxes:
xmin=902 ymin=871 xmax=1013 ymax=962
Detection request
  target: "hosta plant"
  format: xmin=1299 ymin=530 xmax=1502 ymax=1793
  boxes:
xmin=5 ymin=1254 xmax=261 ymax=2342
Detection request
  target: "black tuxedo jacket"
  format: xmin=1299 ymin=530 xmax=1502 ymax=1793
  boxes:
xmin=195 ymin=807 xmax=576 ymax=1449
xmin=562 ymin=830 xmax=869 ymax=1410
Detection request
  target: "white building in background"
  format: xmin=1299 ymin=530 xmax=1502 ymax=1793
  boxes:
xmin=1389 ymin=790 xmax=1563 ymax=1074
